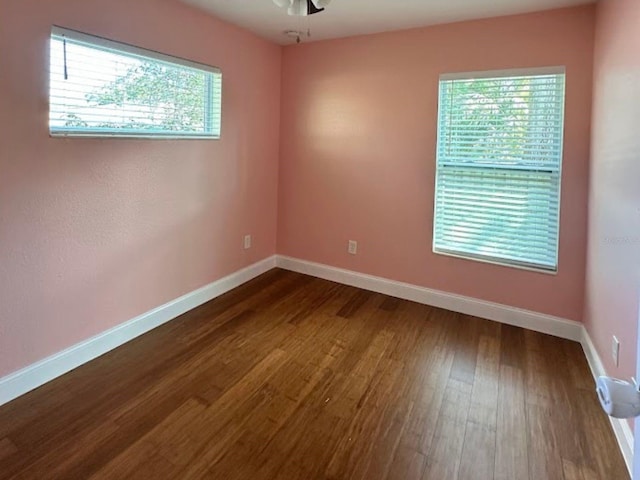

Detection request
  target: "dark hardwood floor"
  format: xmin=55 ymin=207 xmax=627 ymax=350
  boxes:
xmin=0 ymin=269 xmax=629 ymax=479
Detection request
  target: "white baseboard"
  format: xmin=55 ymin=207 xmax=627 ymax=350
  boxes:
xmin=276 ymin=255 xmax=583 ymax=342
xmin=2 ymin=253 xmax=631 ymax=476
xmin=0 ymin=255 xmax=277 ymax=407
xmin=276 ymin=255 xmax=633 ymax=474
xmin=581 ymin=329 xmax=634 ymax=476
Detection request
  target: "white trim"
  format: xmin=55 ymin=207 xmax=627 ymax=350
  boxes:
xmin=49 ymin=26 xmax=223 ymax=140
xmin=440 ymin=65 xmax=566 ymax=81
xmin=275 ymin=255 xmax=582 ymax=342
xmin=51 ymin=26 xmax=221 ymax=74
xmin=276 ymin=255 xmax=633 ymax=474
xmin=581 ymin=329 xmax=634 ymax=477
xmin=49 ymin=133 xmax=220 ymax=141
xmin=1 ymin=252 xmax=631 ymax=475
xmin=0 ymin=256 xmax=277 ymax=407
xmin=433 ymin=249 xmax=558 ymax=276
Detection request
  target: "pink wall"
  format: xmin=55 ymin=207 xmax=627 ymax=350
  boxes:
xmin=585 ymin=0 xmax=640 ymax=381
xmin=0 ymin=0 xmax=281 ymax=377
xmin=278 ymin=6 xmax=595 ymax=321
xmin=0 ymin=1 xmax=608 ymax=384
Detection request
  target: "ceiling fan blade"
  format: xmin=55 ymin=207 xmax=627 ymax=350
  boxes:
xmin=280 ymin=0 xmax=327 ymax=16
xmin=287 ymin=0 xmax=308 ymax=16
xmin=307 ymin=0 xmax=325 ymax=15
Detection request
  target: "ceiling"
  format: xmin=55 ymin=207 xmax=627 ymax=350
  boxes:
xmin=182 ymin=0 xmax=595 ymax=45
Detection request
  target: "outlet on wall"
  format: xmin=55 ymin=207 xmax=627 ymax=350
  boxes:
xmin=244 ymin=235 xmax=252 ymax=250
xmin=348 ymin=240 xmax=358 ymax=255
xmin=612 ymin=335 xmax=620 ymax=367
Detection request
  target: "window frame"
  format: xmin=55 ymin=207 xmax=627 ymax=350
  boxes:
xmin=49 ymin=26 xmax=222 ymax=140
xmin=432 ymin=66 xmax=566 ymax=274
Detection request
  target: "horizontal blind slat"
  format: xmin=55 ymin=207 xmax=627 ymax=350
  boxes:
xmin=49 ymin=28 xmax=222 ymax=138
xmin=434 ymin=70 xmax=565 ymax=271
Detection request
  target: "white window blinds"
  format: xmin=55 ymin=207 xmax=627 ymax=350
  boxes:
xmin=49 ymin=27 xmax=222 ymax=139
xmin=433 ymin=68 xmax=566 ymax=271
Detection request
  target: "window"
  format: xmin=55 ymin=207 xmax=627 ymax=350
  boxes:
xmin=433 ymin=68 xmax=566 ymax=272
xmin=49 ymin=27 xmax=222 ymax=139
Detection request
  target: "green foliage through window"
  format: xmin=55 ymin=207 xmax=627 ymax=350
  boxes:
xmin=433 ymin=69 xmax=565 ymax=271
xmin=49 ymin=27 xmax=222 ymax=138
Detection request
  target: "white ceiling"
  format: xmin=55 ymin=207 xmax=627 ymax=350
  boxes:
xmin=182 ymin=0 xmax=595 ymax=45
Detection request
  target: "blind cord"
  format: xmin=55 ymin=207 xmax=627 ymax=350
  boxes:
xmin=63 ymin=36 xmax=68 ymax=80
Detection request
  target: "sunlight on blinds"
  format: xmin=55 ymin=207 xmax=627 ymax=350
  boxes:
xmin=433 ymin=69 xmax=565 ymax=271
xmin=49 ymin=27 xmax=222 ymax=138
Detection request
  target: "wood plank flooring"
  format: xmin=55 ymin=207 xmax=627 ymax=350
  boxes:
xmin=0 ymin=269 xmax=629 ymax=479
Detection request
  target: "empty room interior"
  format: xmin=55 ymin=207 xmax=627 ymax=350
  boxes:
xmin=1 ymin=0 xmax=639 ymax=478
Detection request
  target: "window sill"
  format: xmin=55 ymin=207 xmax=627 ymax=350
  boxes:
xmin=49 ymin=132 xmax=220 ymax=140
xmin=433 ymin=249 xmax=558 ymax=276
